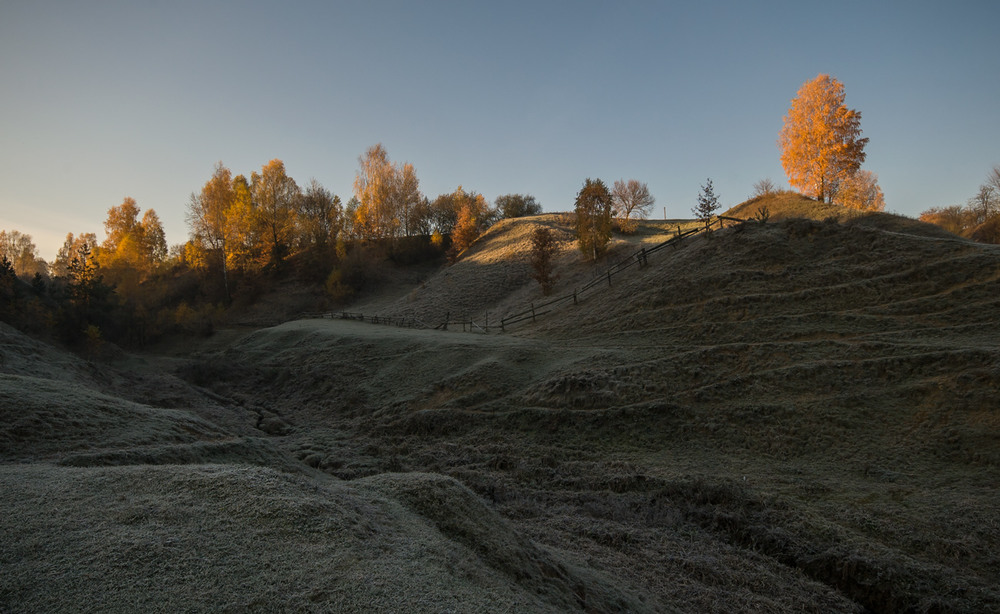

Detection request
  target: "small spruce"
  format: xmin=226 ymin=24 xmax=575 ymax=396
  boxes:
xmin=693 ymin=178 xmax=721 ymax=229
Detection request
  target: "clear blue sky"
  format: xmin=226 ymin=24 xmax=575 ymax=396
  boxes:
xmin=2 ymin=0 xmax=998 ymax=260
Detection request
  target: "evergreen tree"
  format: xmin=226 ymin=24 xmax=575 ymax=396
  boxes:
xmin=693 ymin=178 xmax=720 ymax=229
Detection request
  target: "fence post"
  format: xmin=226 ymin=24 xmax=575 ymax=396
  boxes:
xmin=573 ymin=289 xmax=578 ymax=305
xmin=607 ymin=269 xmax=612 ymax=286
xmin=485 ymin=311 xmax=489 ymax=333
xmin=444 ymin=311 xmax=449 ymax=330
xmin=531 ymin=303 xmax=536 ymax=322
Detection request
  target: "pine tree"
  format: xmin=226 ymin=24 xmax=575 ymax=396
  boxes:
xmin=693 ymin=178 xmax=720 ymax=229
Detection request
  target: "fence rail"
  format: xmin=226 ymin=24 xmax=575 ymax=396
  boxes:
xmin=303 ymin=215 xmax=747 ymax=334
xmin=499 ymin=215 xmax=747 ymax=330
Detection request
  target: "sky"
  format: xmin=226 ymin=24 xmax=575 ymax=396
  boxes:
xmin=2 ymin=1 xmax=998 ymax=261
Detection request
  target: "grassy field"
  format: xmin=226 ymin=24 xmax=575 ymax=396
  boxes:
xmin=2 ymin=193 xmax=998 ymax=612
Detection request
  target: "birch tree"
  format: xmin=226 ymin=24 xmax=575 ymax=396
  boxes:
xmin=779 ymin=74 xmax=868 ymax=202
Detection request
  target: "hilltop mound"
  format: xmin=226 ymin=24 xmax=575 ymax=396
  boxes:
xmin=725 ymin=191 xmax=955 ymax=238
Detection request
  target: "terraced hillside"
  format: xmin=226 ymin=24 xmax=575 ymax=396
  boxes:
xmin=2 ymin=193 xmax=998 ymax=612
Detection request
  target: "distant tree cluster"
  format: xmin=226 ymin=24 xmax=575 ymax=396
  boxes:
xmin=920 ymin=165 xmax=1000 ymax=243
xmin=0 ymin=230 xmax=48 ymax=280
xmin=495 ymin=194 xmax=542 ymax=219
xmin=0 ymin=143 xmax=546 ymax=349
xmin=570 ymin=177 xmax=655 ymax=258
xmin=779 ymin=74 xmax=884 ymax=211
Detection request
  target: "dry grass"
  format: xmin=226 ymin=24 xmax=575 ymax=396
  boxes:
xmin=2 ymin=193 xmax=999 ymax=612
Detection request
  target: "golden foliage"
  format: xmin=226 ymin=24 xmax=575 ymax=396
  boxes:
xmin=449 ymin=203 xmax=479 ymax=261
xmin=779 ymin=74 xmax=868 ymax=202
xmin=250 ymin=159 xmax=299 ymax=266
xmin=835 ymin=170 xmax=885 ymax=211
xmin=352 ymin=144 xmax=423 ymax=241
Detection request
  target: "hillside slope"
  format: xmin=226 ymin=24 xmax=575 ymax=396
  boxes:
xmin=2 ymin=193 xmax=998 ymax=612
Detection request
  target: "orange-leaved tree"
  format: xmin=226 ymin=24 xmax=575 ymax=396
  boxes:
xmin=779 ymin=74 xmax=868 ymax=203
xmin=835 ymin=169 xmax=885 ymax=211
xmin=445 ymin=187 xmax=493 ymax=261
xmin=100 ymin=197 xmax=168 ymax=276
xmin=353 ymin=144 xmax=423 ymax=241
xmin=251 ymin=159 xmax=300 ymax=268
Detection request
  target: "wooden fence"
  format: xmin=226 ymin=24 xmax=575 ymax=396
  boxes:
xmin=498 ymin=215 xmax=747 ymax=330
xmin=305 ymin=215 xmax=748 ymax=334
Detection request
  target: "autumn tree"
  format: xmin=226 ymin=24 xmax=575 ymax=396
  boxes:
xmin=918 ymin=206 xmax=971 ymax=236
xmin=918 ymin=166 xmax=1000 ymax=243
xmin=140 ymin=210 xmax=168 ymax=264
xmin=352 ymin=144 xmax=423 ymax=241
xmin=65 ymin=242 xmax=103 ymax=309
xmin=693 ymin=178 xmax=720 ymax=228
xmin=444 ymin=187 xmax=493 ymax=261
xmin=611 ymin=179 xmax=654 ymax=233
xmin=103 ymin=197 xmax=141 ymax=253
xmin=100 ymin=197 xmax=168 ymax=276
xmin=835 ymin=170 xmax=885 ymax=211
xmin=430 ymin=186 xmax=495 ymax=238
xmin=406 ymin=197 xmax=434 ymax=236
xmin=530 ymin=226 xmax=557 ymax=295
xmin=496 ymin=194 xmax=542 ymax=219
xmin=252 ymin=159 xmax=300 ymax=268
xmin=448 ymin=205 xmax=479 ymax=262
xmin=188 ymin=162 xmax=236 ymax=295
xmin=353 ymin=144 xmax=396 ymax=240
xmin=395 ymin=162 xmax=422 ymax=237
xmin=429 ymin=192 xmax=460 ymax=235
xmin=52 ymin=233 xmax=98 ymax=278
xmin=574 ymin=178 xmax=613 ymax=261
xmin=0 ymin=230 xmax=47 ymax=279
xmin=225 ymin=174 xmax=261 ymax=274
xmin=779 ymin=74 xmax=868 ymax=202
xmin=298 ymin=179 xmax=342 ymax=250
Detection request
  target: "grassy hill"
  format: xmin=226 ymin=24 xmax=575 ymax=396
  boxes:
xmin=2 ymin=193 xmax=998 ymax=612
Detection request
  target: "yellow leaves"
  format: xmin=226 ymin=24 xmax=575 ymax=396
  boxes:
xmin=352 ymin=144 xmax=422 ymax=241
xmin=779 ymin=74 xmax=868 ymax=202
xmin=835 ymin=170 xmax=885 ymax=212
xmin=98 ymin=197 xmax=167 ymax=282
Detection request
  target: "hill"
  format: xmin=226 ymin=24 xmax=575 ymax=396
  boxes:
xmin=2 ymin=193 xmax=998 ymax=612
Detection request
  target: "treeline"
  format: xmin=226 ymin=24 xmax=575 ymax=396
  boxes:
xmin=919 ymin=165 xmax=1000 ymax=243
xmin=0 ymin=143 xmax=541 ymax=350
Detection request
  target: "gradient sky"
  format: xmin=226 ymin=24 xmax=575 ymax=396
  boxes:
xmin=2 ymin=1 xmax=998 ymax=260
